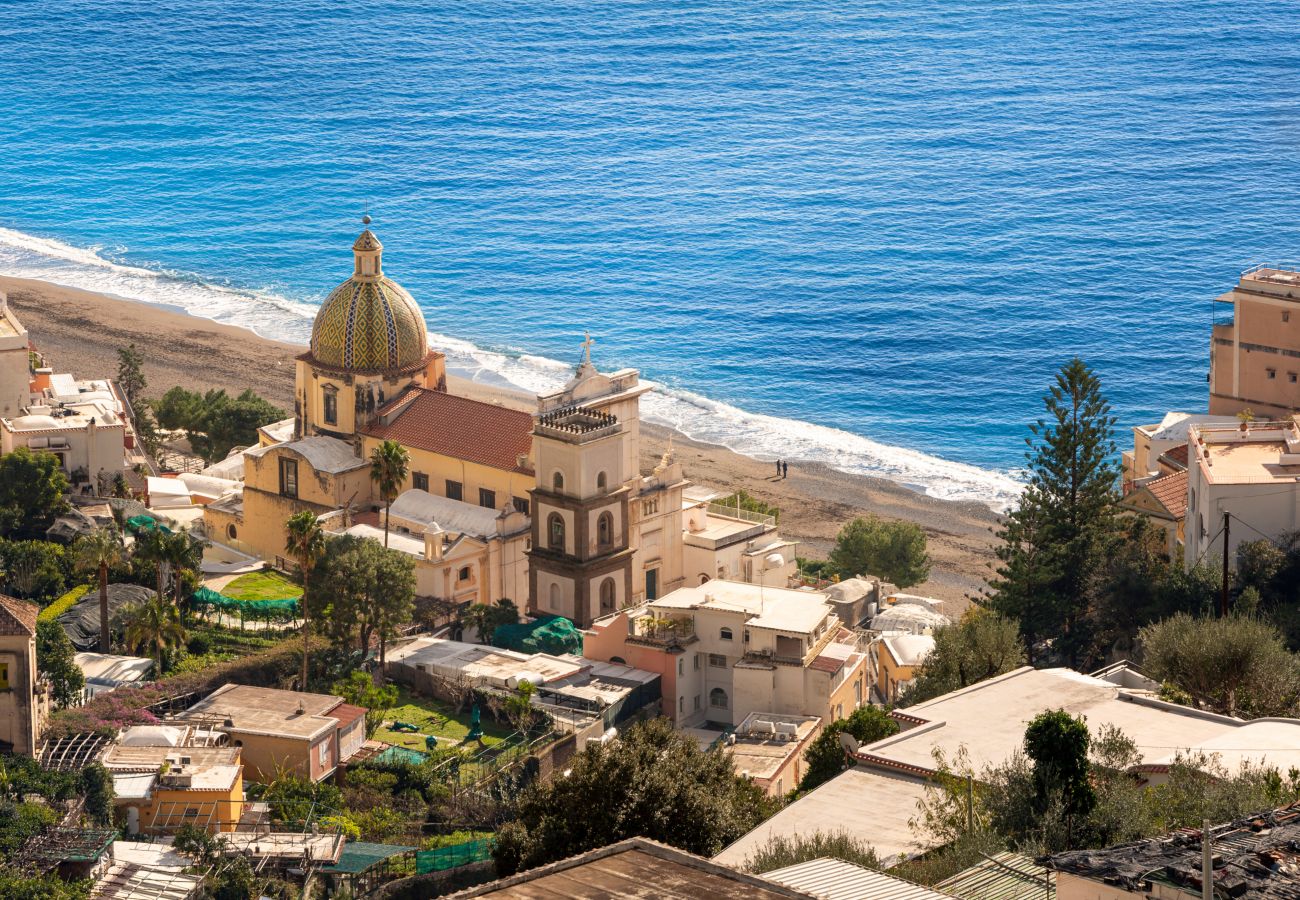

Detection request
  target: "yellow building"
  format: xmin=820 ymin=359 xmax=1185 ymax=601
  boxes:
xmin=875 ymin=633 xmax=934 ymax=704
xmin=103 ymin=744 xmax=245 ymax=835
xmin=0 ymin=594 xmax=46 ymax=756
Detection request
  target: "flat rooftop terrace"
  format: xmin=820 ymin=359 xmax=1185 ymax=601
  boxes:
xmin=1191 ymin=422 xmax=1300 ymax=484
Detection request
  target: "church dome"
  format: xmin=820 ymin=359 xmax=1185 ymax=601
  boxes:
xmin=308 ymin=227 xmax=430 ymax=372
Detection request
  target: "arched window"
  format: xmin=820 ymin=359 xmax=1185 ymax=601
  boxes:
xmin=597 ymin=512 xmax=613 ymax=550
xmin=719 ymin=627 xmax=733 ymax=641
xmin=548 ymin=513 xmax=565 ymax=551
xmin=699 ymin=574 xmax=710 ymax=585
xmin=610 ymin=656 xmax=626 ymax=665
xmin=599 ymin=577 xmax=617 ymax=614
xmin=552 ymin=471 xmax=565 ymax=492
xmin=548 ymin=583 xmax=560 ymax=611
xmin=596 ymin=471 xmax=608 ymax=492
xmin=709 ymin=688 xmax=728 ymax=709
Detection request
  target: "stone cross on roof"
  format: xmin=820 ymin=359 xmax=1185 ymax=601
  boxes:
xmin=581 ymin=332 xmax=595 ymax=367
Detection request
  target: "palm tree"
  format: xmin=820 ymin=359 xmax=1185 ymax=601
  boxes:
xmin=161 ymin=531 xmax=203 ymax=620
xmin=285 ymin=510 xmax=326 ymax=691
xmin=73 ymin=527 xmax=126 ymax=653
xmin=123 ymin=594 xmax=186 ymax=670
xmin=132 ymin=528 xmax=167 ymax=605
xmin=369 ymin=440 xmax=409 ymax=548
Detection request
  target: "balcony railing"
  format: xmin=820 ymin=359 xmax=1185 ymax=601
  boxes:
xmin=627 ymin=615 xmax=697 ymax=647
xmin=705 ymin=501 xmax=775 ymax=528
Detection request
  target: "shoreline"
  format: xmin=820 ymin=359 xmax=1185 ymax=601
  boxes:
xmin=1 ymin=273 xmax=1001 ymax=612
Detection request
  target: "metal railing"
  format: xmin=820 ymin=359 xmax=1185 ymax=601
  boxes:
xmin=705 ymin=501 xmax=775 ymax=527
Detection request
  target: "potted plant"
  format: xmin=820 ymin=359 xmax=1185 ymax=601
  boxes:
xmin=1238 ymin=407 xmax=1256 ymax=433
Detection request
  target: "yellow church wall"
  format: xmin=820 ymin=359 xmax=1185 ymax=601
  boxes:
xmin=360 ymin=436 xmax=535 ymax=513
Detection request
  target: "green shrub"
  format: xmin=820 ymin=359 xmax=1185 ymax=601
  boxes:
xmin=38 ymin=584 xmax=90 ymax=622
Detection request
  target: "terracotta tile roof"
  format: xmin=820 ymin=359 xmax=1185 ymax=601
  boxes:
xmin=364 ymin=388 xmax=535 ymax=475
xmin=808 ymin=654 xmax=845 ymax=674
xmin=329 ymin=703 xmax=368 ymax=730
xmin=0 ymin=594 xmax=37 ymax=636
xmin=1159 ymin=443 xmax=1189 ymax=469
xmin=1146 ymin=469 xmax=1188 ymax=519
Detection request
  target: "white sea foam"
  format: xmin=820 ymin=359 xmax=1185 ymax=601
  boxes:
xmin=0 ymin=226 xmax=1023 ymax=510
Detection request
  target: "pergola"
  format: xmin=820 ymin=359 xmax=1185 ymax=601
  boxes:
xmin=40 ymin=732 xmax=111 ymax=771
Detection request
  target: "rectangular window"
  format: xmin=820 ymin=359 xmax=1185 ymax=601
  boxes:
xmin=708 ymin=653 xmax=726 ymax=668
xmin=1290 ymin=373 xmax=1298 ymax=384
xmin=323 ymin=391 xmax=337 ymax=426
xmin=1267 ymin=368 xmax=1277 ymax=380
xmin=412 ymin=472 xmax=429 ymax=492
xmin=693 ymin=654 xmax=700 ymax=670
xmin=678 ymin=659 xmax=684 ymax=676
xmin=1285 ymin=311 xmax=1292 ymax=323
xmin=479 ymin=488 xmax=497 ymax=509
xmin=646 ymin=568 xmax=659 ymax=601
xmin=0 ymin=662 xmax=8 ymax=690
xmin=446 ymin=480 xmax=463 ymax=501
xmin=279 ymin=458 xmax=298 ymax=498
xmin=679 ymin=696 xmax=684 ymax=714
xmin=513 ymin=496 xmax=530 ymax=515
xmin=694 ymin=695 xmax=701 ymax=711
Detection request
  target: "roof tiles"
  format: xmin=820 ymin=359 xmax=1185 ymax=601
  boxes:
xmin=0 ymin=594 xmax=37 ymax=636
xmin=1146 ymin=469 xmax=1188 ymax=519
xmin=364 ymin=388 xmax=534 ymax=475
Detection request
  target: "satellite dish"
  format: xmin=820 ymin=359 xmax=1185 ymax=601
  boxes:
xmin=838 ymin=732 xmax=861 ymax=754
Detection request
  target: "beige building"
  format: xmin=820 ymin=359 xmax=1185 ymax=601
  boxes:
xmin=584 ymin=580 xmax=868 ymax=729
xmin=1183 ymin=418 xmax=1300 ymax=568
xmin=0 ymin=294 xmax=30 ymax=418
xmin=874 ymin=632 xmax=934 ymax=704
xmin=726 ymin=712 xmax=822 ymax=797
xmin=173 ymin=684 xmax=366 ymax=783
xmin=682 ymin=488 xmax=798 ymax=587
xmin=360 ymin=488 xmax=530 ymax=604
xmin=1210 ymin=265 xmax=1300 ymax=418
xmin=1122 ymin=411 xmax=1233 ymax=493
xmin=103 ymin=741 xmax=245 ymax=835
xmin=0 ymin=594 xmax=47 ymax=756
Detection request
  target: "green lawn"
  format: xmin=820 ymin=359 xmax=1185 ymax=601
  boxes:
xmin=373 ymin=686 xmax=512 ymax=751
xmin=222 ymin=570 xmax=302 ymax=601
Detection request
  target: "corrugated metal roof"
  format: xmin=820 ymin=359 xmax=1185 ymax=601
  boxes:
xmin=936 ymin=852 xmax=1055 ymax=900
xmin=764 ymin=858 xmax=955 ymax=900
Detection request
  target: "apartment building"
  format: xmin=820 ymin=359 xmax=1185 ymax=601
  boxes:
xmin=1209 ymin=265 xmax=1300 ymax=418
xmin=583 ymin=580 xmax=868 ymax=729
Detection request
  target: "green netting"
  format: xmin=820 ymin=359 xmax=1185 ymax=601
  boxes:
xmin=374 ymin=745 xmax=428 ymax=766
xmin=414 ymin=839 xmax=493 ymax=874
xmin=492 ymin=614 xmax=582 ymax=656
xmin=322 ymin=841 xmax=416 ymax=874
xmin=126 ymin=515 xmax=172 ymax=534
xmin=190 ymin=585 xmax=300 ymax=614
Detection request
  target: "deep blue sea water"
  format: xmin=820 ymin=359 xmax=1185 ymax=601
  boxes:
xmin=3 ymin=1 xmax=1300 ymax=508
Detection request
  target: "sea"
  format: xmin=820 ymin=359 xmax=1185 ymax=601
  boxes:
xmin=3 ymin=0 xmax=1300 ymax=511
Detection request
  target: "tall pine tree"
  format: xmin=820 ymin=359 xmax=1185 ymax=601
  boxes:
xmin=987 ymin=358 xmax=1118 ymax=664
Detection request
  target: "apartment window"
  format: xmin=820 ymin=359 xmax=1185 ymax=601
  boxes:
xmin=513 ymin=496 xmax=530 ymax=515
xmin=412 ymin=472 xmax=429 ymax=492
xmin=642 ymin=498 xmax=659 ymax=516
xmin=1290 ymin=372 xmax=1298 ymax=384
xmin=694 ymin=695 xmax=701 ymax=711
xmin=1267 ymin=368 xmax=1277 ymax=380
xmin=279 ymin=458 xmax=298 ymax=498
xmin=693 ymin=654 xmax=700 ymax=670
xmin=709 ymin=688 xmax=729 ymax=709
xmin=0 ymin=662 xmax=8 ymax=691
xmin=719 ymin=627 xmax=733 ymax=641
xmin=678 ymin=659 xmax=684 ymax=677
xmin=1285 ymin=311 xmax=1292 ymax=323
xmin=708 ymin=653 xmax=726 ymax=668
xmin=479 ymin=488 xmax=497 ymax=509
xmin=445 ymin=480 xmax=463 ymax=501
xmin=322 ymin=389 xmax=337 ymax=426
xmin=457 ymin=566 xmax=471 ymax=582
xmin=646 ymin=568 xmax=659 ymax=601
xmin=548 ymin=513 xmax=565 ymax=551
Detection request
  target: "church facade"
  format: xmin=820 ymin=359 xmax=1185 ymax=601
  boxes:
xmin=204 ymin=225 xmax=689 ymax=617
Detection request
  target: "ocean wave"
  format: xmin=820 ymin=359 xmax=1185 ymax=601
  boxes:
xmin=0 ymin=225 xmax=1022 ymax=510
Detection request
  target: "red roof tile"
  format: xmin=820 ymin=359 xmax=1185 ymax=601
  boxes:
xmin=1159 ymin=444 xmax=1189 ymax=470
xmin=364 ymin=388 xmax=535 ymax=475
xmin=329 ymin=702 xmax=368 ymax=730
xmin=1146 ymin=469 xmax=1188 ymax=519
xmin=808 ymin=654 xmax=845 ymax=674
xmin=0 ymin=594 xmax=37 ymax=636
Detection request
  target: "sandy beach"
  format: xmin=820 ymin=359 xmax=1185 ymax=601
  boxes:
xmin=0 ymin=273 xmax=1001 ymax=613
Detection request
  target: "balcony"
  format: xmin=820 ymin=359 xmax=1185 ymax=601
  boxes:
xmin=626 ymin=614 xmax=697 ymax=649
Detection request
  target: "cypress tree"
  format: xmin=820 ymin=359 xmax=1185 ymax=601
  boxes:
xmin=987 ymin=358 xmax=1118 ymax=664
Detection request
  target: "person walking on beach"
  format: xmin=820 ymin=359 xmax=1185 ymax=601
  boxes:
xmin=776 ymin=458 xmax=783 ymax=478
xmin=782 ymin=460 xmax=789 ymax=479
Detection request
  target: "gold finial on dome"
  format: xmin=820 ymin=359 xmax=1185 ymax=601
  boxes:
xmin=353 ymin=215 xmax=383 ymax=278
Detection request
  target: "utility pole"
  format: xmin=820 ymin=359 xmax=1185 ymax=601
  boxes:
xmin=1220 ymin=511 xmax=1231 ymax=617
xmin=1202 ymin=818 xmax=1213 ymax=900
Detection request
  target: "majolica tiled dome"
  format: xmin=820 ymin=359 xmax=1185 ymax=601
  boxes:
xmin=308 ymin=228 xmax=430 ymax=372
